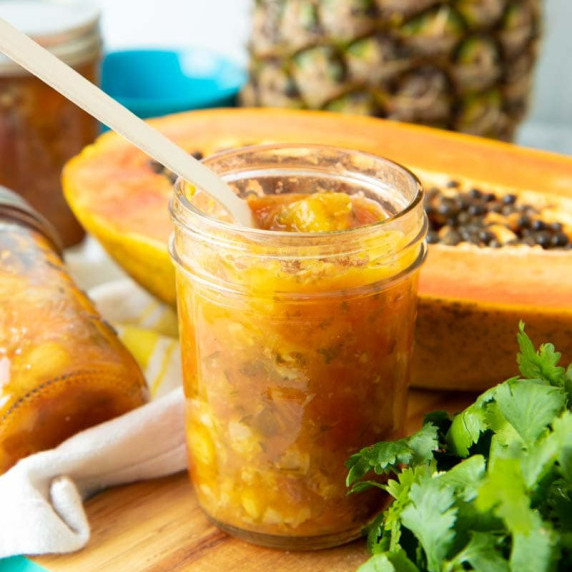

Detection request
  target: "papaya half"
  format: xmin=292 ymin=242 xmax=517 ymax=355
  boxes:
xmin=62 ymin=108 xmax=572 ymax=391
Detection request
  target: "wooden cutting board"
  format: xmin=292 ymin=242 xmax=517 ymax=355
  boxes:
xmin=31 ymin=389 xmax=475 ymax=572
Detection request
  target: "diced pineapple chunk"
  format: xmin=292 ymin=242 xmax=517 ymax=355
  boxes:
xmin=263 ymin=504 xmax=312 ymax=528
xmin=189 ymin=424 xmax=216 ymax=466
xmin=311 ymin=470 xmax=340 ymax=500
xmin=241 ymin=487 xmax=265 ymax=520
xmin=228 ymin=420 xmax=263 ymax=456
xmin=275 ymin=446 xmax=310 ymax=474
xmin=287 ymin=506 xmax=312 ymax=528
xmin=262 ymin=507 xmax=284 ymax=525
xmin=24 ymin=342 xmax=70 ymax=381
xmin=276 ymin=192 xmax=354 ymax=232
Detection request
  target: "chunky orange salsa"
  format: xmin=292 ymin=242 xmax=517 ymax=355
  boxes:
xmin=247 ymin=191 xmax=388 ymax=232
xmin=177 ymin=191 xmax=419 ymax=547
xmin=0 ymin=222 xmax=148 ymax=473
xmin=0 ymin=62 xmax=98 ymax=247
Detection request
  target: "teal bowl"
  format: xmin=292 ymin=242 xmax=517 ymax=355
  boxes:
xmin=101 ymin=48 xmax=246 ymax=119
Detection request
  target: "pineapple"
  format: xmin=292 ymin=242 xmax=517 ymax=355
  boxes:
xmin=241 ymin=0 xmax=542 ymax=140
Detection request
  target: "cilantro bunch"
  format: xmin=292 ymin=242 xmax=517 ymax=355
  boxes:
xmin=346 ymin=324 xmax=572 ymax=572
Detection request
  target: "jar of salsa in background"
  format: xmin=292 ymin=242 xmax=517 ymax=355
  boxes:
xmin=0 ymin=0 xmax=101 ymax=247
xmin=170 ymin=145 xmax=427 ymax=549
xmin=0 ymin=185 xmax=149 ymax=474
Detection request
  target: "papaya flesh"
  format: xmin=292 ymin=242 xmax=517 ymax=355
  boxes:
xmin=62 ymin=108 xmax=572 ymax=391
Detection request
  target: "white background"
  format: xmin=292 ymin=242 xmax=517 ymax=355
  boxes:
xmin=97 ymin=0 xmax=572 ymax=155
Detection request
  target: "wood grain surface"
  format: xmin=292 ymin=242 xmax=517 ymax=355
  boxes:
xmin=32 ymin=389 xmax=475 ymax=572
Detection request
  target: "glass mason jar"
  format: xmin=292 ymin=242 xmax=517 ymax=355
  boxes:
xmin=0 ymin=0 xmax=102 ymax=247
xmin=0 ymin=186 xmax=149 ymax=474
xmin=169 ymin=145 xmax=427 ymax=549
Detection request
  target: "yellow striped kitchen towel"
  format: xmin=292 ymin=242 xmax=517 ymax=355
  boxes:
xmin=89 ymin=279 xmax=182 ymax=398
xmin=0 ymin=277 xmax=187 ymax=559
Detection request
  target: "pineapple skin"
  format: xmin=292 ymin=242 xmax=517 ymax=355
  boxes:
xmin=241 ymin=0 xmax=542 ymax=141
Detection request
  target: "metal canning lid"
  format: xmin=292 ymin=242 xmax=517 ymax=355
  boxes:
xmin=0 ymin=186 xmax=64 ymax=256
xmin=0 ymin=0 xmax=101 ymax=75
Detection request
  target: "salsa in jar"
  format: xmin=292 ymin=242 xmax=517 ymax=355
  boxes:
xmin=170 ymin=145 xmax=427 ymax=549
xmin=0 ymin=187 xmax=149 ymax=474
xmin=0 ymin=1 xmax=101 ymax=247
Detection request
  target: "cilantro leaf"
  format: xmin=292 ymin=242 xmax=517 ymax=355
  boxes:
xmin=476 ymin=456 xmax=534 ymax=534
xmin=356 ymin=550 xmax=420 ymax=572
xmin=551 ymin=411 xmax=572 ymax=481
xmin=446 ymin=387 xmax=497 ymax=457
xmin=447 ymin=531 xmax=510 ymax=572
xmin=493 ymin=380 xmax=567 ymax=446
xmin=422 ymin=410 xmax=452 ymax=437
xmin=439 ymin=455 xmax=486 ymax=502
xmin=346 ymin=423 xmax=439 ymax=489
xmin=519 ymin=429 xmax=559 ymax=488
xmin=366 ymin=512 xmax=389 ymax=554
xmin=509 ymin=512 xmax=559 ymax=572
xmin=348 ymin=325 xmax=572 ymax=572
xmin=384 ymin=466 xmax=420 ymax=503
xmin=517 ymin=322 xmax=569 ymax=390
xmin=381 ymin=465 xmax=435 ymax=555
xmin=483 ymin=399 xmax=524 ymax=451
xmin=543 ymin=477 xmax=572 ymax=530
xmin=399 ymin=473 xmax=457 ymax=572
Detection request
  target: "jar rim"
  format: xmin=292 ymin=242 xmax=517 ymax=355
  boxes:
xmin=0 ymin=0 xmax=101 ymax=74
xmin=0 ymin=186 xmax=63 ymax=256
xmin=170 ymin=143 xmax=424 ymax=241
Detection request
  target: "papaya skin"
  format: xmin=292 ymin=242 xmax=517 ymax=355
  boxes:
xmin=414 ymin=297 xmax=572 ymax=390
xmin=62 ymin=108 xmax=572 ymax=391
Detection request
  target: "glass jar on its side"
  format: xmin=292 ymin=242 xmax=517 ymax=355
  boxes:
xmin=170 ymin=145 xmax=427 ymax=549
xmin=0 ymin=186 xmax=149 ymax=474
xmin=0 ymin=0 xmax=102 ymax=247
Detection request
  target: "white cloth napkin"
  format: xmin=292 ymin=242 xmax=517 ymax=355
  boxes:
xmin=0 ymin=279 xmax=187 ymax=559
